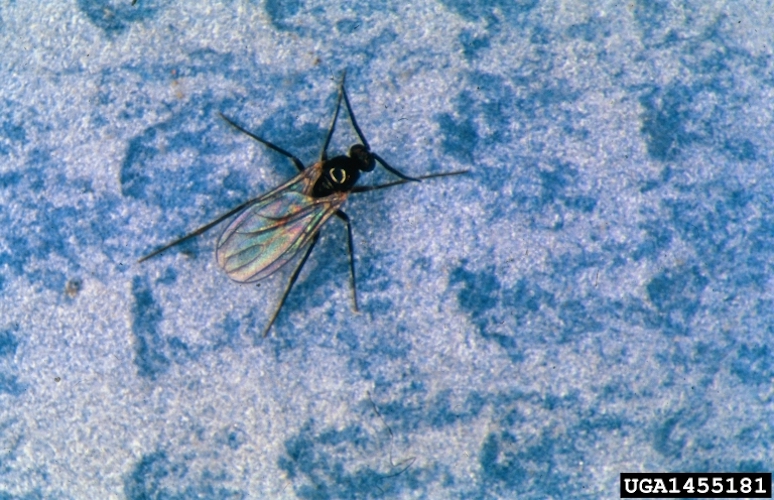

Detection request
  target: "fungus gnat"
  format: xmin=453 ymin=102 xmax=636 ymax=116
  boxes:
xmin=139 ymin=72 xmax=467 ymax=336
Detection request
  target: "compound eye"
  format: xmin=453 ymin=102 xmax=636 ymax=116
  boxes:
xmin=349 ymin=144 xmax=375 ymax=171
xmin=330 ymin=167 xmax=348 ymax=184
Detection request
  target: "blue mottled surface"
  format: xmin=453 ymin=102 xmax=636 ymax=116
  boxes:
xmin=1 ymin=0 xmax=774 ymax=498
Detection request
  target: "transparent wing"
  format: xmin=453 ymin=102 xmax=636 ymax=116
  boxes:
xmin=216 ymin=188 xmax=345 ymax=283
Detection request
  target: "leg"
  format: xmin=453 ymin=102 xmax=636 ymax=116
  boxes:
xmin=339 ymin=73 xmax=370 ymax=151
xmin=373 ymin=152 xmax=420 ymax=182
xmin=263 ymin=233 xmax=320 ymax=337
xmin=138 ymin=197 xmax=262 ymax=263
xmin=219 ymin=112 xmax=306 ymax=173
xmin=340 ymin=78 xmax=419 ymax=182
xmin=335 ymin=210 xmax=359 ymax=312
xmin=351 ymin=169 xmax=469 ymax=194
xmin=318 ymin=77 xmax=345 ymax=162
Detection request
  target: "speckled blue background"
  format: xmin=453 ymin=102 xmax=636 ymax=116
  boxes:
xmin=1 ymin=0 xmax=773 ymax=498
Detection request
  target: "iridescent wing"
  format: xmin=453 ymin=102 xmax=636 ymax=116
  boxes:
xmin=216 ymin=169 xmax=347 ymax=283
